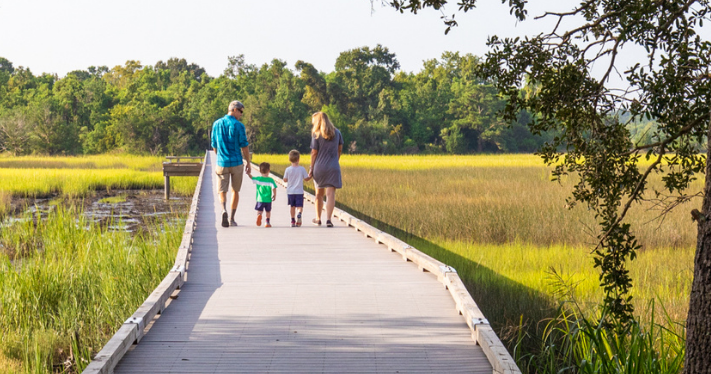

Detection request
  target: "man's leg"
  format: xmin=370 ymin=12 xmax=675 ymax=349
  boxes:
xmin=229 ymin=165 xmax=244 ymax=226
xmin=216 ymin=168 xmax=229 ymax=228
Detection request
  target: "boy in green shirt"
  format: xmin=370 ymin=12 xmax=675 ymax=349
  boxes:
xmin=247 ymin=162 xmax=277 ymax=227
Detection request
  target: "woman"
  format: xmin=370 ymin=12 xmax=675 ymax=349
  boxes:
xmin=308 ymin=112 xmax=343 ymax=227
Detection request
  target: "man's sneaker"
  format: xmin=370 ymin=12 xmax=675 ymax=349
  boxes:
xmin=296 ymin=215 xmax=302 ymax=227
xmin=230 ymin=219 xmax=238 ymax=227
xmin=265 ymin=222 xmax=272 ymax=228
xmin=221 ymin=212 xmax=229 ymax=228
xmin=312 ymin=218 xmax=321 ymax=226
xmin=256 ymin=215 xmax=262 ymax=226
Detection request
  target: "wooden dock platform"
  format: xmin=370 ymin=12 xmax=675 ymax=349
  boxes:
xmin=97 ymin=152 xmax=510 ymax=373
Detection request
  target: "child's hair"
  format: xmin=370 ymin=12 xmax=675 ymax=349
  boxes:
xmin=259 ymin=162 xmax=270 ymax=174
xmin=288 ymin=150 xmax=300 ymax=163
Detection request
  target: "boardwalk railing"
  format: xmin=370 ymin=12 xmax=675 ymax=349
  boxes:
xmin=83 ymin=151 xmax=207 ymax=374
xmin=269 ymin=169 xmax=521 ymax=374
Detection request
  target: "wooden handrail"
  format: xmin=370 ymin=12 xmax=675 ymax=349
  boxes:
xmin=165 ymin=156 xmax=203 ymax=162
xmin=83 ymin=151 xmax=207 ymax=374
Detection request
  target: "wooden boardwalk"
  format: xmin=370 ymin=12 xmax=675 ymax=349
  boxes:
xmin=111 ymin=152 xmax=495 ymax=373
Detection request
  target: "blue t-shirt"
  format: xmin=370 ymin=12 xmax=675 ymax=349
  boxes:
xmin=211 ymin=114 xmax=249 ymax=167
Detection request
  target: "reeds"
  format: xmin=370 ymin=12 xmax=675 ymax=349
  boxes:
xmin=0 ymin=206 xmax=184 ymax=373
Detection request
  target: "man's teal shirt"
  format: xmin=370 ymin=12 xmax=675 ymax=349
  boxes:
xmin=211 ymin=114 xmax=249 ymax=167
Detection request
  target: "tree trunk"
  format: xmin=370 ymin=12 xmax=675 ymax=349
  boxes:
xmin=684 ymin=117 xmax=711 ymax=374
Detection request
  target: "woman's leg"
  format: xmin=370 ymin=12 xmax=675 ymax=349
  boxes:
xmin=325 ymin=187 xmax=336 ymax=222
xmin=314 ymin=187 xmax=324 ymax=222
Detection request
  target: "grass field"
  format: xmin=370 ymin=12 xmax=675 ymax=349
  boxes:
xmin=256 ymin=153 xmax=696 ymax=342
xmin=0 ymin=155 xmax=200 ymax=216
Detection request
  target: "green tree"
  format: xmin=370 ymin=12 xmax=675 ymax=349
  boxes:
xmin=388 ymin=0 xmax=711 ymax=371
xmin=0 ymin=109 xmax=31 ymax=155
xmin=332 ymin=45 xmax=399 ymax=121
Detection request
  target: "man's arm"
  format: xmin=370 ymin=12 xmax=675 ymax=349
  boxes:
xmin=241 ymin=146 xmax=251 ymax=175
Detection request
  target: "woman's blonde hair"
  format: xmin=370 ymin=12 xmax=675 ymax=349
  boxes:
xmin=311 ymin=112 xmax=336 ymax=140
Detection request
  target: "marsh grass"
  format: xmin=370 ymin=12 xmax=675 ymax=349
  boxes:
xmin=0 ymin=205 xmax=183 ymax=373
xmin=0 ymin=154 xmax=198 ymax=198
xmin=0 ymin=154 xmax=167 ymax=171
xmin=0 ymin=191 xmax=11 ymax=220
xmin=98 ymin=195 xmax=128 ymax=204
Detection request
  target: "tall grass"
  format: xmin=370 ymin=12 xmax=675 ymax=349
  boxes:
xmin=0 ymin=155 xmax=199 ymax=198
xmin=0 ymin=154 xmax=170 ymax=171
xmin=0 ymin=206 xmax=184 ymax=373
xmin=516 ymin=271 xmax=685 ymax=373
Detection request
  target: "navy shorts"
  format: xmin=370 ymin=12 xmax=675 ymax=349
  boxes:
xmin=255 ymin=202 xmax=272 ymax=212
xmin=287 ymin=194 xmax=304 ymax=207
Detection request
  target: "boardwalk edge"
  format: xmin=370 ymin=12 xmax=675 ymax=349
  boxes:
xmin=83 ymin=151 xmax=207 ymax=374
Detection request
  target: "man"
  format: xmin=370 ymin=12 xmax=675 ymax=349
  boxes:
xmin=211 ymin=100 xmax=251 ymax=227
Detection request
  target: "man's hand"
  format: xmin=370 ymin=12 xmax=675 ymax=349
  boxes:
xmin=245 ymin=163 xmax=251 ymax=175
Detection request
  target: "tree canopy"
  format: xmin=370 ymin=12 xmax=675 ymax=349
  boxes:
xmin=0 ymin=47 xmax=564 ymax=156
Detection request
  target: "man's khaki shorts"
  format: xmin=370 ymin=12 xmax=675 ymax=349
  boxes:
xmin=215 ymin=164 xmax=244 ymax=193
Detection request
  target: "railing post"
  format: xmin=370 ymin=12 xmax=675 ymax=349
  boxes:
xmin=164 ymin=175 xmax=170 ymax=200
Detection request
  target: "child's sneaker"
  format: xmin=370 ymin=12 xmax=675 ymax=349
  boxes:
xmin=265 ymin=222 xmax=272 ymax=228
xmin=256 ymin=215 xmax=262 ymax=226
xmin=296 ymin=213 xmax=302 ymax=227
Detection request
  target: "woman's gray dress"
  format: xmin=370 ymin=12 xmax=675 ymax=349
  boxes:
xmin=311 ymin=129 xmax=344 ymax=189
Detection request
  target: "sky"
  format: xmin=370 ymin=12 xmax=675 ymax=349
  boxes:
xmin=0 ymin=1 xmax=709 ymax=80
xmin=0 ymin=0 xmax=557 ymax=77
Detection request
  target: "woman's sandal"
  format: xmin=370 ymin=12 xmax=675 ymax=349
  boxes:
xmin=312 ymin=218 xmax=321 ymax=226
xmin=326 ymin=220 xmax=334 ymax=227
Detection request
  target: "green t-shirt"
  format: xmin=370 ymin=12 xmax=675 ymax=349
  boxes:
xmin=252 ymin=176 xmax=277 ymax=203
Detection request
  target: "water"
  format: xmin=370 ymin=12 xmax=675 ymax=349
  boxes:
xmin=1 ymin=190 xmax=191 ymax=233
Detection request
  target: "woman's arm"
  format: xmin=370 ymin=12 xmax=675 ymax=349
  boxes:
xmin=309 ymin=148 xmax=318 ymax=177
xmin=338 ymin=144 xmax=342 ymax=159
